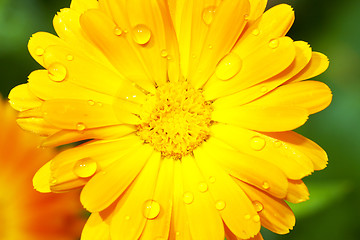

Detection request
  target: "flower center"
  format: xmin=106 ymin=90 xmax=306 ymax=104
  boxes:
xmin=137 ymin=81 xmax=212 ymax=159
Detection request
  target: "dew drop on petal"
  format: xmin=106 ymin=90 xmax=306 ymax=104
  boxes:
xmin=132 ymin=24 xmax=151 ymax=45
xmin=250 ymin=136 xmax=266 ymax=151
xmin=125 ymin=216 xmax=130 ymax=220
xmin=252 ymin=29 xmax=260 ymax=36
xmin=208 ymin=44 xmax=213 ymax=49
xmin=244 ymin=14 xmax=249 ymax=21
xmin=202 ymin=6 xmax=216 ymax=25
xmin=48 ymin=63 xmax=67 ymax=82
xmin=114 ymin=27 xmax=123 ymax=36
xmin=244 ymin=214 xmax=251 ymax=220
xmin=73 ymin=158 xmax=98 ymax=178
xmin=215 ymin=200 xmax=226 ymax=211
xmin=209 ymin=176 xmax=216 ymax=183
xmin=274 ymin=140 xmax=282 ymax=148
xmin=35 ymin=47 xmax=45 ymax=56
xmin=269 ymin=39 xmax=279 ymax=49
xmin=160 ymin=49 xmax=168 ymax=58
xmin=76 ymin=122 xmax=86 ymax=131
xmin=183 ymin=192 xmax=194 ymax=204
xmin=260 ymin=86 xmax=268 ymax=93
xmin=253 ymin=201 xmax=264 ymax=212
xmin=198 ymin=182 xmax=208 ymax=193
xmin=66 ymin=54 xmax=74 ymax=61
xmin=88 ymin=100 xmax=95 ymax=106
xmin=50 ymin=177 xmax=57 ymax=184
xmin=215 ymin=53 xmax=242 ymax=81
xmin=253 ymin=215 xmax=261 ymax=222
xmin=262 ymin=181 xmax=270 ymax=190
xmin=143 ymin=200 xmax=161 ymax=219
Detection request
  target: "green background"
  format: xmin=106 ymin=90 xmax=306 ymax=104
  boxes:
xmin=0 ymin=0 xmax=359 ymax=239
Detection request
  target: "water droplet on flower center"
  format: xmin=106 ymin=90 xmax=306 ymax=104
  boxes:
xmin=73 ymin=158 xmax=98 ymax=178
xmin=250 ymin=136 xmax=266 ymax=151
xmin=143 ymin=200 xmax=160 ymax=219
xmin=48 ymin=63 xmax=67 ymax=82
xmin=202 ymin=6 xmax=216 ymax=25
xmin=183 ymin=192 xmax=194 ymax=204
xmin=132 ymin=24 xmax=151 ymax=45
xmin=215 ymin=200 xmax=226 ymax=210
xmin=215 ymin=53 xmax=242 ymax=80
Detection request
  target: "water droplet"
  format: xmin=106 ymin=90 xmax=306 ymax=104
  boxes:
xmin=73 ymin=158 xmax=98 ymax=178
xmin=253 ymin=201 xmax=264 ymax=212
xmin=253 ymin=215 xmax=261 ymax=222
xmin=50 ymin=177 xmax=57 ymax=184
xmin=66 ymin=54 xmax=74 ymax=61
xmin=88 ymin=100 xmax=95 ymax=106
xmin=114 ymin=27 xmax=123 ymax=36
xmin=252 ymin=29 xmax=260 ymax=36
xmin=97 ymin=102 xmax=103 ymax=107
xmin=269 ymin=39 xmax=279 ymax=49
xmin=215 ymin=53 xmax=242 ymax=81
xmin=76 ymin=122 xmax=86 ymax=131
xmin=143 ymin=200 xmax=160 ymax=219
xmin=208 ymin=44 xmax=213 ymax=49
xmin=125 ymin=216 xmax=130 ymax=220
xmin=244 ymin=214 xmax=251 ymax=220
xmin=183 ymin=192 xmax=194 ymax=204
xmin=260 ymin=86 xmax=268 ymax=93
xmin=198 ymin=182 xmax=208 ymax=193
xmin=35 ymin=47 xmax=45 ymax=56
xmin=250 ymin=136 xmax=266 ymax=151
xmin=48 ymin=63 xmax=67 ymax=82
xmin=274 ymin=140 xmax=282 ymax=148
xmin=215 ymin=200 xmax=226 ymax=211
xmin=262 ymin=181 xmax=270 ymax=190
xmin=160 ymin=49 xmax=168 ymax=58
xmin=192 ymin=54 xmax=197 ymax=59
xmin=132 ymin=24 xmax=151 ymax=45
xmin=244 ymin=14 xmax=249 ymax=21
xmin=209 ymin=176 xmax=216 ymax=183
xmin=202 ymin=6 xmax=216 ymax=25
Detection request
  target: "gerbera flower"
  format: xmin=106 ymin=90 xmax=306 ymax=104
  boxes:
xmin=0 ymin=99 xmax=84 ymax=240
xmin=8 ymin=0 xmax=332 ymax=239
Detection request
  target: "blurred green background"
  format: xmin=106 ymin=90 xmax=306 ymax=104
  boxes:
xmin=0 ymin=0 xmax=359 ymax=239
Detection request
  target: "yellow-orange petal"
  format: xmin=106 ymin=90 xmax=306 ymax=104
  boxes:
xmin=200 ymin=137 xmax=288 ymax=198
xmin=70 ymin=0 xmax=99 ymax=14
xmin=290 ymin=52 xmax=329 ymax=82
xmin=181 ymin=155 xmax=225 ymax=240
xmin=237 ymin=180 xmax=295 ymax=234
xmin=248 ymin=0 xmax=267 ymax=22
xmin=80 ymin=143 xmax=154 ymax=212
xmin=81 ymin=213 xmax=111 ymax=240
xmin=8 ymin=84 xmax=42 ymax=111
xmin=33 ymin=161 xmax=52 ymax=193
xmin=194 ymin=146 xmax=260 ymax=239
xmin=110 ymin=152 xmax=162 ymax=240
xmin=16 ymin=117 xmax=59 ymax=136
xmin=285 ymin=180 xmax=310 ymax=203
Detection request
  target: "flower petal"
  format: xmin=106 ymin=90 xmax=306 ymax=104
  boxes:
xmin=81 ymin=213 xmax=111 ymax=240
xmin=285 ymin=179 xmax=309 ymax=203
xmin=194 ymin=146 xmax=260 ymax=239
xmin=16 ymin=117 xmax=59 ymax=136
xmin=70 ymin=0 xmax=99 ymax=13
xmin=8 ymin=84 xmax=42 ymax=111
xmin=80 ymin=143 xmax=154 ymax=212
xmin=33 ymin=161 xmax=52 ymax=193
xmin=248 ymin=0 xmax=267 ymax=22
xmin=290 ymin=52 xmax=329 ymax=82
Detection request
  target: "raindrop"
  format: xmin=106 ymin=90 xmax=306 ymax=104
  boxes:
xmin=66 ymin=54 xmax=74 ymax=61
xmin=35 ymin=47 xmax=45 ymax=56
xmin=250 ymin=136 xmax=266 ymax=151
xmin=202 ymin=6 xmax=216 ymax=25
xmin=88 ymin=100 xmax=95 ymax=106
xmin=269 ymin=39 xmax=279 ymax=49
xmin=132 ymin=24 xmax=151 ymax=45
xmin=160 ymin=49 xmax=168 ymax=58
xmin=260 ymin=86 xmax=268 ymax=93
xmin=262 ymin=181 xmax=270 ymax=190
xmin=208 ymin=44 xmax=213 ymax=49
xmin=253 ymin=201 xmax=264 ymax=212
xmin=48 ymin=63 xmax=67 ymax=82
xmin=215 ymin=53 xmax=242 ymax=81
xmin=198 ymin=182 xmax=208 ymax=193
xmin=215 ymin=200 xmax=226 ymax=211
xmin=274 ymin=140 xmax=282 ymax=148
xmin=50 ymin=177 xmax=57 ymax=184
xmin=73 ymin=158 xmax=98 ymax=178
xmin=97 ymin=102 xmax=103 ymax=107
xmin=244 ymin=214 xmax=251 ymax=220
xmin=76 ymin=122 xmax=86 ymax=131
xmin=244 ymin=14 xmax=249 ymax=21
xmin=253 ymin=215 xmax=261 ymax=222
xmin=183 ymin=192 xmax=194 ymax=204
xmin=114 ymin=27 xmax=123 ymax=36
xmin=143 ymin=199 xmax=160 ymax=219
xmin=252 ymin=29 xmax=260 ymax=36
xmin=209 ymin=176 xmax=216 ymax=183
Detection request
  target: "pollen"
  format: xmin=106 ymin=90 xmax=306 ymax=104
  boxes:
xmin=137 ymin=80 xmax=213 ymax=159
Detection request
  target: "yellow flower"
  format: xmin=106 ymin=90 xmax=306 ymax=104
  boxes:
xmin=9 ymin=0 xmax=332 ymax=239
xmin=0 ymin=99 xmax=84 ymax=240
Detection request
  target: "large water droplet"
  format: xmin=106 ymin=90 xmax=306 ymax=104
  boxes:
xmin=73 ymin=158 xmax=98 ymax=178
xmin=253 ymin=201 xmax=264 ymax=212
xmin=202 ymin=6 xmax=216 ymax=25
xmin=215 ymin=200 xmax=226 ymax=210
xmin=114 ymin=27 xmax=123 ymax=36
xmin=269 ymin=39 xmax=279 ymax=49
xmin=132 ymin=24 xmax=151 ymax=45
xmin=215 ymin=53 xmax=242 ymax=81
xmin=35 ymin=47 xmax=45 ymax=56
xmin=250 ymin=136 xmax=266 ymax=151
xmin=48 ymin=63 xmax=67 ymax=82
xmin=183 ymin=192 xmax=194 ymax=204
xmin=143 ymin=200 xmax=160 ymax=219
xmin=198 ymin=182 xmax=208 ymax=193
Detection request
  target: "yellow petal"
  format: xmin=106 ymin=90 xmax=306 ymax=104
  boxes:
xmin=204 ymin=37 xmax=296 ymax=100
xmin=248 ymin=0 xmax=267 ymax=22
xmin=33 ymin=161 xmax=52 ymax=193
xmin=80 ymin=143 xmax=154 ymax=212
xmin=16 ymin=117 xmax=59 ymax=136
xmin=181 ymin=155 xmax=225 ymax=240
xmin=79 ymin=9 xmax=155 ymax=93
xmin=140 ymin=157 xmax=174 ymax=240
xmin=285 ymin=179 xmax=310 ymax=203
xmin=110 ymin=152 xmax=162 ymax=240
xmin=211 ymin=124 xmax=315 ymax=179
xmin=290 ymin=52 xmax=329 ymax=82
xmin=188 ymin=0 xmax=250 ymax=89
xmin=81 ymin=213 xmax=111 ymax=240
xmin=8 ymin=84 xmax=42 ymax=111
xmin=236 ymin=180 xmax=295 ymax=234
xmin=194 ymin=146 xmax=260 ymax=239
xmin=199 ymin=137 xmax=288 ymax=198
xmin=70 ymin=0 xmax=99 ymax=13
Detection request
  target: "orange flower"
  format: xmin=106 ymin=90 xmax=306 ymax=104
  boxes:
xmin=0 ymin=99 xmax=85 ymax=240
xmin=9 ymin=0 xmax=332 ymax=239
